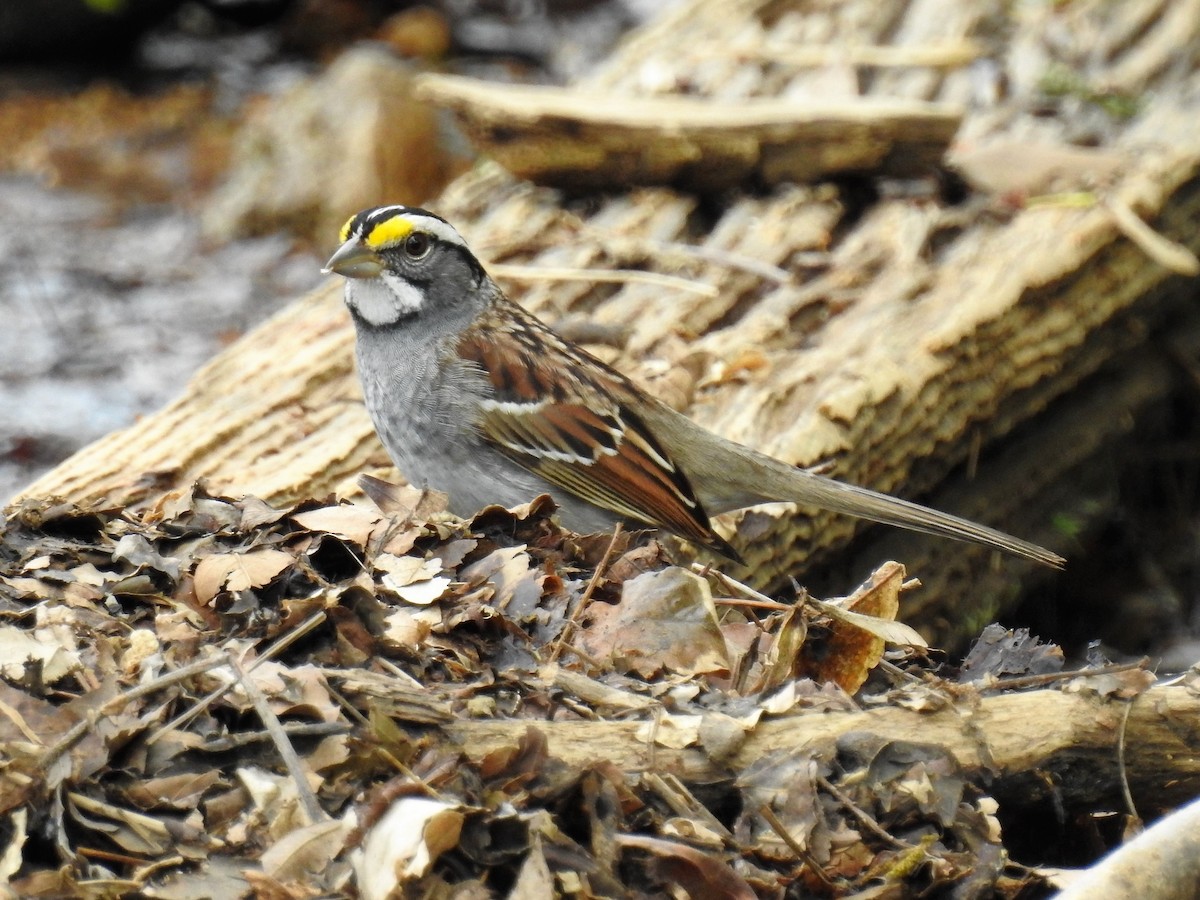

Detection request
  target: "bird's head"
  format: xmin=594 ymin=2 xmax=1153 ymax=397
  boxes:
xmin=324 ymin=205 xmax=487 ymax=327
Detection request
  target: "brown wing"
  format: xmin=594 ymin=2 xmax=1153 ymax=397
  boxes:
xmin=456 ymin=306 xmax=737 ymax=558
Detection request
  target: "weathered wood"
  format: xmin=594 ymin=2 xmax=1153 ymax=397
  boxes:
xmin=17 ymin=286 xmax=380 ymax=510
xmin=442 ymin=682 xmax=1200 ymax=811
xmin=415 ymin=73 xmax=963 ymax=190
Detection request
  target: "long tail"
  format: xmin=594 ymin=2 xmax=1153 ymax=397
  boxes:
xmin=750 ymin=460 xmax=1065 ymax=568
xmin=640 ymin=403 xmax=1065 ymax=568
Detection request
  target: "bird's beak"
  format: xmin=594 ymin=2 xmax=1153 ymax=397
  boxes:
xmin=322 ymin=238 xmax=383 ymax=279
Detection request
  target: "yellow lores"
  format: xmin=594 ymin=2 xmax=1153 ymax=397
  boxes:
xmin=338 ymin=212 xmax=416 ymax=248
xmin=368 ymin=216 xmax=414 ymax=249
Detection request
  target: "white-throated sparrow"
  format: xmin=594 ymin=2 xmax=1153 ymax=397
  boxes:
xmin=324 ymin=205 xmax=1064 ymax=568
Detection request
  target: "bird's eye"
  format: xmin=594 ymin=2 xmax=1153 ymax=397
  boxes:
xmin=404 ymin=232 xmax=431 ymax=259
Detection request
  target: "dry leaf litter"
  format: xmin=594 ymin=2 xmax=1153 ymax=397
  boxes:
xmin=0 ymin=484 xmax=1104 ymax=897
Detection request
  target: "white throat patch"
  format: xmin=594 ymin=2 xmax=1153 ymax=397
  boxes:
xmin=346 ymin=271 xmax=425 ymax=326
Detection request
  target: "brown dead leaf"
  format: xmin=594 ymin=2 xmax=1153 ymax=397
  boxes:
xmin=112 ymin=533 xmax=181 ymax=579
xmin=580 ymin=567 xmax=729 ymax=678
xmin=0 ymin=806 xmax=27 ymax=882
xmin=1066 ymin=666 xmax=1156 ymax=700
xmin=379 ymin=607 xmax=434 ymax=651
xmin=736 ymin=754 xmax=829 ymax=864
xmin=146 ymin=484 xmax=199 ymax=523
xmin=852 ymin=739 xmax=966 ymax=829
xmin=306 ymin=734 xmax=352 ymax=773
xmin=960 ymin=624 xmax=1064 ymax=682
xmin=144 ymin=855 xmax=252 ymax=899
xmin=376 ymin=554 xmax=451 ymax=605
xmin=0 ymin=625 xmax=81 ymax=683
xmin=123 ymin=771 xmax=224 ymax=811
xmin=508 ymin=838 xmax=555 ymax=900
xmin=238 ymin=495 xmax=293 ymax=530
xmin=616 ymin=833 xmax=756 ymax=899
xmin=291 ymin=504 xmax=384 ymax=545
xmin=797 ymin=561 xmax=906 ymax=693
xmin=358 ymin=475 xmax=447 ymax=522
xmin=751 ymin=605 xmax=806 ymax=695
xmin=237 ymin=768 xmax=313 ymax=841
xmin=458 ymin=546 xmax=539 ymax=612
xmin=0 ymin=575 xmax=52 ymax=601
xmin=68 ymin=791 xmax=173 ymax=855
xmin=260 ymin=818 xmax=352 ymax=883
xmin=0 ymin=680 xmax=120 ymax=790
xmin=193 ymin=549 xmax=295 ymax=604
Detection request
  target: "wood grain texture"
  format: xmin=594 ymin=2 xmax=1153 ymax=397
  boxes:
xmin=443 ymin=683 xmax=1200 ymax=810
xmin=415 ymin=73 xmax=963 ymax=190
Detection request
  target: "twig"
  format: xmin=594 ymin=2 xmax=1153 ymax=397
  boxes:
xmin=816 ymin=774 xmax=914 ymax=850
xmin=876 ymin=658 xmax=928 ymax=687
xmin=975 ymin=658 xmax=1148 ymax=694
xmin=76 ymin=846 xmax=157 ymax=867
xmin=583 ymin=226 xmax=791 ymax=284
xmin=229 ymin=654 xmax=325 ymax=824
xmin=758 ymin=803 xmax=836 ymax=889
xmin=1025 ymin=192 xmax=1200 ymax=276
xmin=146 ymin=611 xmax=327 ymax=744
xmin=645 ymin=772 xmax=734 ymax=841
xmin=713 ymin=595 xmax=792 ymax=612
xmin=644 ymin=237 xmax=791 ymax=283
xmin=1103 ymin=195 xmax=1200 ymax=276
xmin=323 ymin=678 xmax=443 ymax=800
xmin=39 ymin=655 xmax=227 ymax=771
xmin=0 ymin=695 xmax=43 ymax=743
xmin=373 ymin=657 xmax=427 ymax=690
xmin=323 ymin=678 xmax=373 ymax=729
xmin=488 ymin=263 xmax=719 ymax=298
xmin=547 ymin=523 xmax=623 ymax=663
xmin=198 ymin=721 xmax=348 ymax=752
xmin=693 ymin=562 xmax=778 ymax=606
xmin=698 ymin=40 xmax=983 ymax=69
xmin=1117 ymin=698 xmax=1139 ymax=823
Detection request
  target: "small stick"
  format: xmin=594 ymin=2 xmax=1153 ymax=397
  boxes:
xmin=1116 ymin=698 xmax=1139 ymax=823
xmin=758 ymin=803 xmax=836 ymax=889
xmin=488 ymin=263 xmax=719 ymax=298
xmin=548 ymin=524 xmax=623 ymax=663
xmin=712 ymin=596 xmax=793 ymax=612
xmin=146 ymin=611 xmax=327 ymax=744
xmin=39 ymin=655 xmax=226 ymax=771
xmin=229 ymin=654 xmax=325 ymax=824
xmin=975 ymin=658 xmax=1148 ymax=694
xmin=816 ymin=774 xmax=914 ymax=850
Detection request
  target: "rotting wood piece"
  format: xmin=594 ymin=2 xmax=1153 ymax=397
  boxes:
xmin=443 ymin=682 xmax=1200 ymax=812
xmin=14 ymin=285 xmax=377 ymax=512
xmin=696 ymin=148 xmax=1200 ymax=592
xmin=416 ymin=73 xmax=963 ymax=191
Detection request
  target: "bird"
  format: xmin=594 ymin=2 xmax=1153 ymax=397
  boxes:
xmin=323 ymin=204 xmax=1065 ymax=569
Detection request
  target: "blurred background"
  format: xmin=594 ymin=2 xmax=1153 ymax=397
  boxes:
xmin=0 ymin=0 xmax=670 ymax=502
